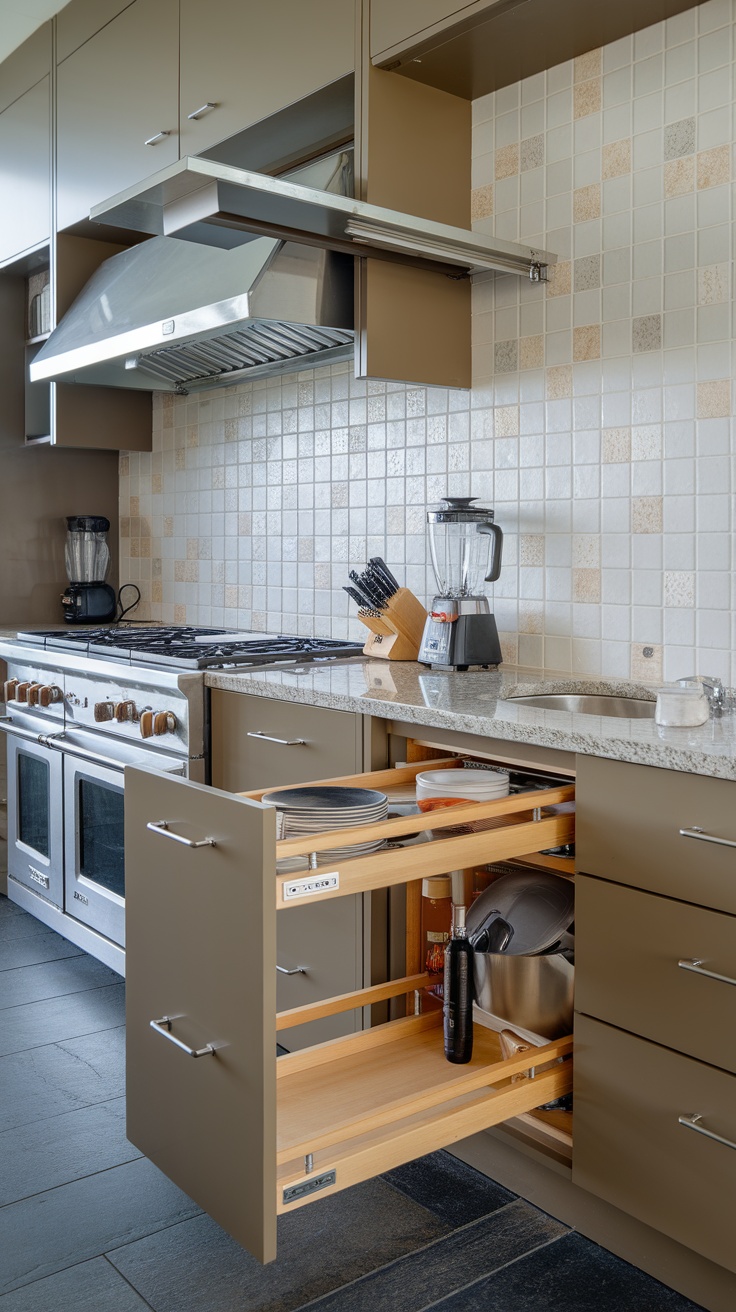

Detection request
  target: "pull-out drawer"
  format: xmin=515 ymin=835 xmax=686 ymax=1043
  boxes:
xmin=573 ymin=1015 xmax=736 ymax=1275
xmin=577 ymin=757 xmax=736 ymax=913
xmin=124 ymin=757 xmax=574 ymax=1264
xmin=210 ymin=691 xmax=363 ymax=793
xmin=576 ymin=876 xmax=736 ymax=1074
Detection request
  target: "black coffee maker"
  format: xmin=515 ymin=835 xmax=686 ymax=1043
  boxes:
xmin=61 ymin=515 xmax=117 ymax=624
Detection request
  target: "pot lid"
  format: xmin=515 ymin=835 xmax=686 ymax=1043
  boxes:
xmin=466 ymin=870 xmax=574 ymax=955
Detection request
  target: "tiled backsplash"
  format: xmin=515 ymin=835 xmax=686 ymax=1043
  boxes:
xmin=120 ymin=0 xmax=735 ymax=685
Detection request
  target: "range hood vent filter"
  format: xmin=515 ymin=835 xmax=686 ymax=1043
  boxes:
xmin=133 ymin=322 xmax=355 ymax=389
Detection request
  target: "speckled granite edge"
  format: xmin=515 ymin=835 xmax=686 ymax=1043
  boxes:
xmin=206 ymin=662 xmax=736 ymax=781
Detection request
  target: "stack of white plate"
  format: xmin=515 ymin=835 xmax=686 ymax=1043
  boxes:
xmin=415 ymin=767 xmax=510 ymax=835
xmin=263 ymin=785 xmax=389 ymax=871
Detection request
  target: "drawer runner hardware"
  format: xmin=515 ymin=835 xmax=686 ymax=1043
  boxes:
xmin=678 ymin=1113 xmax=736 ymax=1153
xmin=282 ymin=1169 xmax=336 ymax=1205
xmin=679 ymin=825 xmax=736 ymax=850
xmin=677 ymin=958 xmax=736 ymax=988
xmin=150 ymin=1015 xmax=216 ymax=1059
xmin=147 ymin=820 xmax=216 ymax=848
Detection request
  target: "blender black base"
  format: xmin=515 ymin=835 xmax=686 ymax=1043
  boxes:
xmin=62 ymin=583 xmax=117 ymax=624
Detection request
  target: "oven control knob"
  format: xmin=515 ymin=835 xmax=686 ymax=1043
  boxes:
xmin=154 ymin=711 xmax=177 ymax=736
xmin=39 ymin=685 xmax=63 ymax=707
xmin=140 ymin=711 xmax=154 ymax=739
xmin=94 ymin=701 xmax=115 ymax=721
xmin=3 ymin=679 xmax=18 ymax=702
xmin=27 ymin=683 xmax=44 ymax=706
xmin=115 ymin=700 xmax=136 ymax=722
xmin=15 ymin=682 xmax=30 ymax=703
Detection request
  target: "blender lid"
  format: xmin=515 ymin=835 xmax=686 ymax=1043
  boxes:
xmin=466 ymin=870 xmax=574 ymax=955
xmin=427 ymin=496 xmax=495 ymax=524
xmin=66 ymin=515 xmax=111 ymax=533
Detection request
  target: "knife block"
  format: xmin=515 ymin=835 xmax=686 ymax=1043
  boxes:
xmin=359 ymin=588 xmax=428 ymax=661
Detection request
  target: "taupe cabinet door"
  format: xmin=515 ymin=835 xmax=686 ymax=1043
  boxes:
xmin=0 ymin=77 xmax=50 ymax=264
xmin=125 ymin=764 xmax=278 ymax=1263
xmin=56 ymin=0 xmax=178 ymax=231
xmin=179 ymin=0 xmax=354 ymax=158
xmin=370 ymin=0 xmax=478 ymax=59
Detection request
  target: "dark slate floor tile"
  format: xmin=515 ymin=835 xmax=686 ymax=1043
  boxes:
xmin=303 ymin=1198 xmax=566 ymax=1312
xmin=0 ymin=897 xmax=27 ymax=930
xmin=383 ymin=1149 xmax=515 ymax=1228
xmin=0 ymin=1026 xmax=126 ymax=1133
xmin=0 ymin=916 xmax=83 ymax=970
xmin=0 ymin=1156 xmax=201 ymax=1296
xmin=0 ymin=1256 xmax=152 ymax=1312
xmin=425 ymin=1231 xmax=705 ymax=1312
xmin=107 ymin=1177 xmax=447 ymax=1312
xmin=0 ymin=982 xmax=125 ymax=1056
xmin=0 ymin=1097 xmax=140 ymax=1206
xmin=0 ymin=954 xmax=121 ymax=1009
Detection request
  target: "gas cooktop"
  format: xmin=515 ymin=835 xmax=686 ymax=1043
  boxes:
xmin=14 ymin=625 xmax=364 ymax=671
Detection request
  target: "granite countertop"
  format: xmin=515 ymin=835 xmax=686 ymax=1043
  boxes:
xmin=205 ymin=660 xmax=736 ymax=781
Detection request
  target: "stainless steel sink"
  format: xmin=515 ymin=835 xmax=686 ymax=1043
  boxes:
xmin=507 ymin=693 xmax=656 ymax=718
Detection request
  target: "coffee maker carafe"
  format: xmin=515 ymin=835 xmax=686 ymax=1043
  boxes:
xmin=418 ymin=496 xmax=503 ymax=669
xmin=61 ymin=516 xmax=117 ymax=624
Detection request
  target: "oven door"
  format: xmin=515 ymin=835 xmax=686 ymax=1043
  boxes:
xmin=60 ymin=734 xmax=186 ymax=949
xmin=4 ymin=722 xmax=64 ymax=907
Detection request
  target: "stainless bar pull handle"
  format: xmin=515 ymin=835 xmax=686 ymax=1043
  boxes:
xmin=187 ymin=101 xmax=218 ymax=120
xmin=150 ymin=1016 xmax=215 ymax=1058
xmin=678 ymin=1113 xmax=736 ymax=1152
xmin=246 ymin=732 xmax=306 ymax=746
xmin=678 ymin=958 xmax=736 ymax=988
xmin=679 ymin=826 xmax=736 ymax=850
xmin=276 ymin=964 xmax=307 ymax=975
xmin=144 ymin=130 xmax=170 ymax=146
xmin=147 ymin=820 xmax=216 ymax=848
xmin=0 ymin=716 xmax=47 ymax=743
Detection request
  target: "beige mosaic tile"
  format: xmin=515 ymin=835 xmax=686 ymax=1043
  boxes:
xmin=494 ymin=340 xmax=518 ymax=373
xmin=574 ymin=48 xmax=601 ymax=82
xmin=572 ymin=534 xmax=600 ymax=568
xmin=163 ymin=516 xmax=174 ymax=537
xmin=520 ymin=534 xmax=545 ymax=566
xmin=632 ymin=496 xmax=663 ymax=533
xmin=546 ymin=365 xmax=572 ymax=399
xmin=573 ymin=568 xmax=601 ymax=602
xmin=696 ymin=379 xmax=731 ymax=419
xmin=120 ymin=517 xmax=131 ymax=538
xmin=175 ymin=449 xmax=186 ymax=471
xmin=520 ymin=133 xmax=544 ymax=172
xmin=186 ymin=538 xmax=199 ymax=559
xmin=119 ymin=455 xmax=130 ymax=476
xmin=174 ymin=604 xmax=187 ymax=624
xmin=130 ymin=494 xmax=140 ymax=516
xmin=600 ymin=427 xmax=629 ymax=464
xmin=174 ymin=560 xmax=199 ymax=583
xmin=237 ymin=392 xmax=252 ymax=416
xmin=697 ymin=145 xmax=730 ymax=190
xmin=602 ymin=138 xmax=631 ymax=179
xmin=664 ymin=118 xmax=695 ymax=161
xmin=225 ymin=585 xmax=239 ymax=608
xmin=574 ymin=254 xmax=600 ymax=292
xmin=573 ymin=183 xmax=601 ymax=223
xmin=573 ymin=78 xmax=601 ymax=120
xmin=152 ymin=473 xmax=163 ymax=494
xmin=632 ymin=314 xmax=662 ymax=353
xmin=495 ymin=142 xmax=520 ymax=179
xmin=139 ymin=538 xmax=151 ymax=559
xmin=187 ymin=427 xmax=199 ymax=448
xmin=519 ymin=335 xmax=544 ymax=370
xmin=573 ymin=324 xmax=601 ymax=361
xmin=664 ymin=156 xmax=694 ymax=198
xmin=152 ymin=558 xmax=162 ymax=579
xmin=631 ymin=643 xmax=663 ymax=683
xmin=546 ymin=260 xmax=571 ymax=297
xmin=500 ymin=634 xmax=519 ymax=665
xmin=495 ymin=405 xmax=519 ymax=436
xmin=314 ymin=562 xmax=331 ymax=588
xmin=152 ymin=580 xmax=163 ymax=604
xmin=130 ymin=539 xmax=141 ymax=558
xmin=664 ymin=571 xmax=695 ymax=607
xmin=519 ymin=602 xmax=543 ymax=634
xmin=698 ymin=263 xmax=729 ymax=305
xmin=471 ymin=184 xmax=494 ymax=219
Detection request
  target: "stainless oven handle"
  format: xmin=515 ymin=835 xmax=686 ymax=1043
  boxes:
xmin=0 ymin=715 xmax=54 ymax=745
xmin=150 ymin=1016 xmax=216 ymax=1058
xmin=247 ymin=731 xmax=307 ymax=746
xmin=0 ymin=718 xmax=185 ymax=775
xmin=147 ymin=820 xmax=216 ymax=848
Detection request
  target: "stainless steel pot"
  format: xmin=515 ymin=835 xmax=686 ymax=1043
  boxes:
xmin=473 ymin=936 xmax=574 ymax=1040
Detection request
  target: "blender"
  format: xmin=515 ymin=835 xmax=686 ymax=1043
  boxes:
xmin=418 ymin=496 xmax=503 ymax=669
xmin=61 ymin=515 xmax=117 ymax=624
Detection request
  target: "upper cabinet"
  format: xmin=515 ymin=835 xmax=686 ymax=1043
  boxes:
xmin=0 ymin=26 xmax=51 ymax=266
xmin=56 ymin=0 xmax=179 ymax=232
xmin=179 ymin=0 xmax=354 ymax=159
xmin=370 ymin=0 xmax=478 ymax=62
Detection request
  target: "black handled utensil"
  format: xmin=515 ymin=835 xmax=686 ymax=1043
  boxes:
xmin=344 ymin=583 xmax=374 ymax=609
xmin=369 ymin=557 xmax=400 ymax=593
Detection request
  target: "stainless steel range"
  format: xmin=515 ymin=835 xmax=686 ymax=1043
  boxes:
xmin=0 ymin=626 xmax=362 ymax=973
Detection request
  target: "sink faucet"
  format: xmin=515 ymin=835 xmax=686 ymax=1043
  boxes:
xmin=677 ymin=676 xmax=725 ymax=718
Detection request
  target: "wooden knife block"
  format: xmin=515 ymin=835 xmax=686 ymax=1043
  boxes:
xmin=359 ymin=587 xmax=428 ymax=661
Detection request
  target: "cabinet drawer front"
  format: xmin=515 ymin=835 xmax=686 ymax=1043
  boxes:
xmin=211 ymin=691 xmax=361 ymax=793
xmin=576 ymin=876 xmax=736 ymax=1073
xmin=573 ymin=1015 xmax=736 ymax=1273
xmin=277 ymin=898 xmax=363 ymax=1051
xmin=577 ymin=756 xmax=736 ymax=911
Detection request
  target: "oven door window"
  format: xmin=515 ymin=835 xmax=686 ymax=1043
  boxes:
xmin=18 ymin=752 xmax=50 ymax=857
xmin=78 ymin=777 xmax=125 ymax=899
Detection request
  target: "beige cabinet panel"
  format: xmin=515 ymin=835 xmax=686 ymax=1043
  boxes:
xmin=574 ymin=1015 xmax=736 ymax=1275
xmin=0 ymin=25 xmax=50 ymax=115
xmin=0 ymin=78 xmax=50 ymax=265
xmin=56 ymin=0 xmax=178 ymax=231
xmin=179 ymin=0 xmax=354 ymax=158
xmin=210 ymin=690 xmax=362 ymax=793
xmin=370 ymin=0 xmax=478 ymax=60
xmin=576 ymin=756 xmax=736 ymax=914
xmin=56 ymin=0 xmax=135 ymax=64
xmin=576 ymin=875 xmax=736 ymax=1075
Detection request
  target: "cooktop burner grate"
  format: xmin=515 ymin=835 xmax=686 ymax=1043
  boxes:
xmin=15 ymin=626 xmax=364 ymax=670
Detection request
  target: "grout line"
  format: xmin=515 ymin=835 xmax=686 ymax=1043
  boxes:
xmin=101 ymin=1253 xmax=158 ymax=1312
xmin=415 ymin=1230 xmax=572 ymax=1311
xmin=0 ymin=1151 xmax=148 ymax=1212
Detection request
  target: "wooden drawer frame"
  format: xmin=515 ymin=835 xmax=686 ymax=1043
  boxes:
xmin=125 ymin=756 xmax=574 ymax=1264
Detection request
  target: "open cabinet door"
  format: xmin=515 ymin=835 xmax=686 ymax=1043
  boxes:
xmin=124 ymin=766 xmax=277 ymax=1263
